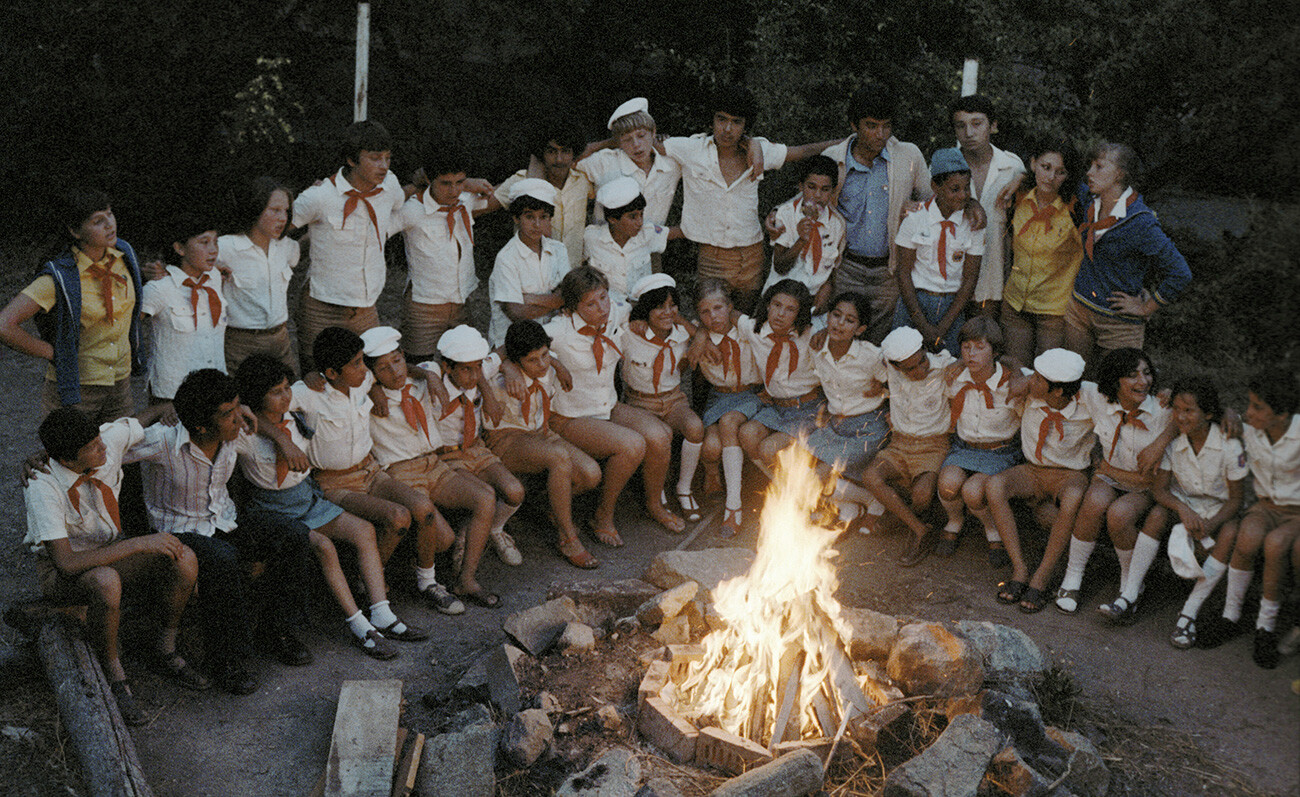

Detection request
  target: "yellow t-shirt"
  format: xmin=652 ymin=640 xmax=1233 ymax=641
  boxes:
xmin=22 ymin=246 xmax=135 ymax=385
xmin=1004 ymin=190 xmax=1083 ymax=316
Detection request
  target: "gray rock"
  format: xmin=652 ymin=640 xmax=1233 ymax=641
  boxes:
xmin=558 ymin=622 xmax=597 ymax=654
xmin=501 ymin=708 xmax=553 ymax=768
xmin=840 ymin=607 xmax=900 ymax=661
xmin=709 ymin=749 xmax=824 ymax=797
xmin=956 ymin=621 xmax=1047 ymax=684
xmin=886 ymin=623 xmax=984 ymax=698
xmin=882 ymin=713 xmax=1005 ymax=797
xmin=537 ymin=690 xmax=562 ymax=715
xmin=1045 ymin=726 xmax=1111 ymax=797
xmin=636 ymin=581 xmax=699 ymax=627
xmin=420 ymin=706 xmax=497 ymax=797
xmin=981 ymin=691 xmax=1068 ymax=779
xmin=504 ymin=596 xmax=581 ymax=656
xmin=456 ymin=643 xmax=526 ymax=694
xmin=984 ymin=745 xmax=1072 ymax=797
xmin=636 ymin=777 xmax=685 ymax=797
xmin=643 ymin=548 xmax=755 ymax=597
xmin=548 ymin=578 xmax=662 ymax=620
xmin=556 ymin=747 xmax=642 ymax=797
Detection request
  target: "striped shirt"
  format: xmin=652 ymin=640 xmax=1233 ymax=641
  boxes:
xmin=132 ymin=422 xmax=239 ymax=536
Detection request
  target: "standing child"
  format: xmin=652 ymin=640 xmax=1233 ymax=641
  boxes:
xmin=140 ymin=215 xmax=227 ymax=402
xmin=622 ymin=274 xmax=704 ymax=523
xmin=24 ymin=408 xmax=208 ymax=724
xmin=493 ymin=122 xmax=591 ymax=270
xmin=488 ymin=179 xmax=571 ymax=347
xmin=935 ymin=317 xmax=1024 ymax=558
xmin=486 ymin=320 xmax=603 ymax=569
xmin=234 ymin=355 xmax=426 ymax=660
xmin=1146 ymin=377 xmax=1246 ymax=649
xmin=583 ymin=177 xmax=683 ymax=304
xmin=690 ymin=279 xmax=762 ymax=537
xmin=893 ymin=148 xmax=985 ymax=355
xmin=1201 ymin=369 xmax=1300 ymax=668
xmin=578 ymin=97 xmax=682 ymax=227
xmin=764 ymin=155 xmax=847 ymax=316
xmin=862 ymin=326 xmax=958 ymax=566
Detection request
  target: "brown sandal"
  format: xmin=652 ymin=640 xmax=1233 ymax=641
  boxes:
xmin=558 ymin=534 xmax=599 ymax=569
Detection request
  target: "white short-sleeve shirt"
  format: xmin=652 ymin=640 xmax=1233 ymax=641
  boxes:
xmin=895 ymin=199 xmax=986 ymax=294
xmin=1078 ymin=385 xmax=1171 ymax=472
xmin=1243 ymin=414 xmax=1300 ymax=506
xmin=368 ymin=376 xmax=444 ymax=466
xmin=764 ymin=195 xmax=847 ymax=296
xmin=494 ymin=166 xmax=590 ymax=270
xmin=140 ymin=265 xmax=227 ymax=400
xmin=577 ymin=148 xmax=682 ymax=226
xmin=736 ymin=320 xmax=819 ymax=400
xmin=697 ymin=320 xmax=760 ymax=391
xmin=544 ymin=307 xmax=630 ymax=419
xmin=1161 ymin=424 xmax=1248 ymax=519
xmin=812 ymin=339 xmax=886 ymax=416
xmin=662 ymin=133 xmax=788 ymax=248
xmin=292 ymin=169 xmax=405 ymax=307
xmin=291 ymin=373 xmax=376 ymax=471
xmin=485 ymin=371 xmax=556 ymax=433
xmin=217 ymin=234 xmax=301 ymax=329
xmin=885 ymin=350 xmax=958 ymax=437
xmin=234 ymin=415 xmax=312 ymax=491
xmin=947 ymin=364 xmax=1021 ymax=444
xmin=1020 ymin=394 xmax=1096 ymax=470
xmin=399 ymin=189 xmax=488 ymax=305
xmin=621 ymin=324 xmax=690 ymax=394
xmin=425 ymin=356 xmax=501 ymax=448
xmin=488 ymin=235 xmax=571 ymax=347
xmin=583 ymin=223 xmax=669 ymax=303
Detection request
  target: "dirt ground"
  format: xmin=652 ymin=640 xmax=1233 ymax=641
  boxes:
xmin=0 ymin=247 xmax=1295 ymax=797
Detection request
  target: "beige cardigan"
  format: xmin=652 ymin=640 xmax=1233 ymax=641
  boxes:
xmin=822 ymin=135 xmax=932 ymax=272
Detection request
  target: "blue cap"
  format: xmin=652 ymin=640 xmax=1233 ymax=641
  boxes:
xmin=930 ymin=147 xmax=970 ymax=178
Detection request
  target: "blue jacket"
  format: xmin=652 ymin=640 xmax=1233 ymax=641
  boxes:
xmin=35 ymin=241 xmax=145 ymax=405
xmin=1071 ymin=190 xmax=1190 ymax=321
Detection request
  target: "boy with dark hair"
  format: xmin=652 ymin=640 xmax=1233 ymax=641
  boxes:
xmin=583 ymin=177 xmax=685 ymax=304
xmin=764 ymin=154 xmax=846 ymax=314
xmin=24 ymin=407 xmax=208 ymax=723
xmin=131 ymin=368 xmax=317 ymax=694
xmin=292 ymin=120 xmax=406 ymax=370
xmin=950 ymin=94 xmax=1025 ymax=312
xmin=493 ymin=120 xmax=591 ymax=270
xmin=488 ymin=180 xmax=571 ymax=346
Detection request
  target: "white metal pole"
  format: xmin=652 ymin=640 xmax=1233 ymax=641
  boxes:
xmin=354 ymin=2 xmax=370 ymax=122
xmin=961 ymin=58 xmax=979 ymax=96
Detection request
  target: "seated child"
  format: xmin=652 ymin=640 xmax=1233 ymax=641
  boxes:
xmin=487 ymin=179 xmax=571 ymax=347
xmin=493 ymin=122 xmax=591 ymax=270
xmin=1147 ymin=376 xmax=1246 ymax=649
xmin=485 ymin=319 xmax=603 ymax=569
xmin=622 ymin=274 xmax=704 ymax=522
xmin=892 ymin=148 xmax=985 ymax=355
xmin=737 ymin=279 xmax=822 ymax=465
xmin=764 ymin=155 xmax=847 ymax=316
xmin=396 ymin=147 xmax=493 ymax=361
xmin=862 ymin=326 xmax=958 ymax=566
xmin=539 ymin=266 xmax=683 ymax=539
xmin=578 ymin=97 xmax=682 ymax=227
xmin=1201 ymin=368 xmax=1300 ymax=668
xmin=289 ymin=327 xmax=461 ymax=614
xmin=936 ymin=317 xmax=1025 ymax=558
xmin=427 ymin=326 xmax=526 ymax=597
xmin=984 ymin=349 xmax=1093 ymax=612
xmin=689 ymin=279 xmax=763 ymax=537
xmin=1055 ymin=347 xmax=1173 ymax=617
xmin=583 ymin=177 xmax=683 ymax=304
xmin=24 ymin=407 xmax=207 ymax=724
xmin=360 ymin=327 xmax=501 ymax=610
xmin=234 ymin=354 xmax=426 ymax=660
xmin=140 ymin=214 xmax=226 ymax=402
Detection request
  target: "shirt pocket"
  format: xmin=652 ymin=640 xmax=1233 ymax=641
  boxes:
xmin=165 ymin=303 xmax=198 ymax=332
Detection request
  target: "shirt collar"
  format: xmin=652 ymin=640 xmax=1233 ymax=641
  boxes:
xmin=46 ymin=458 xmax=85 ymax=490
xmin=845 ymin=135 xmax=890 ymax=171
xmin=73 ymin=246 xmax=125 ymax=270
xmin=330 ymin=168 xmax=356 ymax=195
xmin=926 ymin=199 xmax=963 ymax=224
xmin=1092 ymin=186 xmax=1135 ymax=219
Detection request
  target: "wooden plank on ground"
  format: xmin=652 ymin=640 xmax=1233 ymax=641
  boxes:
xmin=391 ymin=731 xmax=423 ymax=797
xmin=325 ymin=679 xmax=404 ymax=797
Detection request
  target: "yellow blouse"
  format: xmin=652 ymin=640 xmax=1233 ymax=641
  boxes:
xmin=1004 ymin=190 xmax=1083 ymax=316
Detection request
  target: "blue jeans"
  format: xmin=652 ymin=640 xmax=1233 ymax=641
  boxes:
xmin=892 ymin=291 xmax=964 ymax=355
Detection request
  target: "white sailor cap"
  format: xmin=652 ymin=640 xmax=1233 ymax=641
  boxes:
xmin=881 ymin=327 xmax=924 ymax=363
xmin=608 ymin=97 xmax=649 ymax=130
xmin=508 ymin=178 xmax=557 ymax=206
xmin=1033 ymin=348 xmax=1086 ymax=383
xmin=1167 ymin=523 xmax=1205 ymax=580
xmin=596 ymin=176 xmax=642 ymax=211
xmin=436 ymin=324 xmax=491 ymax=363
xmin=630 ymin=273 xmax=676 ymax=301
xmin=360 ymin=326 xmax=401 ymax=358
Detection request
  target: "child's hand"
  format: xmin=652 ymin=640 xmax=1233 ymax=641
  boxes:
xmin=962 ymin=199 xmax=987 ymax=231
xmin=1136 ymin=441 xmax=1165 ymax=476
xmin=863 ymin=379 xmax=885 ymax=398
xmin=764 ymin=208 xmax=785 ymax=239
xmin=809 ymin=329 xmax=829 ymax=350
xmin=551 ymin=358 xmax=574 ymax=392
xmin=995 ymin=174 xmax=1025 ymax=211
xmin=627 ymin=319 xmax=649 ymax=336
xmin=1177 ymin=505 xmax=1204 ymax=538
xmin=276 ymin=438 xmax=311 ymax=473
xmin=238 ymin=404 xmax=258 ymax=435
xmin=501 ymin=360 xmax=527 ymax=400
xmin=134 ymin=531 xmax=189 ymax=562
xmin=796 ymin=217 xmax=817 ymax=242
xmin=943 ymin=360 xmax=963 ymax=386
xmin=158 ymin=404 xmax=180 ymax=427
xmin=368 ymin=382 xmax=390 ymax=418
xmin=303 ymin=371 xmax=327 ymax=392
xmin=1108 ymin=290 xmax=1153 ymax=317
xmin=1220 ymin=408 xmax=1242 ymax=438
xmin=416 ymin=366 xmax=451 ymax=407
xmin=19 ymin=451 xmax=50 ymax=486
xmin=141 ymin=259 xmax=167 ymax=281
xmin=464 ymin=177 xmax=494 ymax=196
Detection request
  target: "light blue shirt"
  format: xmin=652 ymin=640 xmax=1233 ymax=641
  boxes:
xmin=837 ymin=136 xmax=891 ymax=258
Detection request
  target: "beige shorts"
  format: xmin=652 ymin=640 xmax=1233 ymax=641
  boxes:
xmin=297 ymin=294 xmax=380 ymax=371
xmin=698 ymin=242 xmax=766 ymax=293
xmin=1015 ymin=463 xmax=1089 ymax=501
xmin=875 ymin=432 xmax=950 ymax=484
xmin=1064 ymin=297 xmax=1145 ymax=353
xmin=624 ymin=386 xmax=690 ymax=419
xmin=384 ymin=453 xmax=457 ymax=498
xmin=401 ymin=292 xmax=466 ymax=359
xmin=42 ymin=377 xmax=135 ymax=424
xmin=486 ymin=426 xmax=564 ymax=455
xmin=314 ymin=454 xmax=383 ymax=493
xmin=1243 ymin=499 xmax=1300 ymax=530
xmin=225 ymin=324 xmax=294 ymax=375
xmin=437 ymin=441 xmax=501 ymax=475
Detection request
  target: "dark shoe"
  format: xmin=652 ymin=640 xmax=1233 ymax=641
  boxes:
xmin=1099 ymin=595 xmax=1139 ymax=626
xmin=268 ymin=630 xmax=313 ymax=666
xmin=1196 ymin=616 xmax=1244 ymax=649
xmin=452 ymin=586 xmax=502 ymax=609
xmin=987 ymin=543 xmax=1011 ymax=569
xmin=374 ymin=618 xmax=429 ymax=642
xmin=421 ymin=584 xmax=466 ymax=616
xmin=110 ymin=680 xmax=148 ymax=726
xmin=213 ymin=661 xmax=259 ymax=695
xmin=996 ymin=580 xmax=1027 ymax=605
xmin=355 ymin=629 xmax=399 ymax=661
xmin=155 ymin=650 xmax=212 ymax=690
xmin=897 ymin=529 xmax=937 ymax=567
xmin=1253 ymin=629 xmax=1280 ymax=669
xmin=934 ymin=532 xmax=959 ymax=558
xmin=1019 ymin=587 xmax=1050 ymax=614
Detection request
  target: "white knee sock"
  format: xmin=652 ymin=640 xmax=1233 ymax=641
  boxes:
xmin=415 ymin=564 xmax=439 ymax=592
xmin=1115 ymin=547 xmax=1134 ymax=598
xmin=676 ymin=440 xmax=703 ymax=496
xmin=1121 ymin=535 xmax=1159 ymax=603
xmin=1181 ymin=556 xmax=1228 ymax=619
xmin=1060 ymin=538 xmax=1096 ymax=591
xmin=722 ymin=446 xmax=744 ymax=511
xmin=1222 ymin=567 xmax=1254 ymax=622
xmin=492 ymin=499 xmax=519 ymax=534
xmin=1257 ymin=598 xmax=1281 ymax=632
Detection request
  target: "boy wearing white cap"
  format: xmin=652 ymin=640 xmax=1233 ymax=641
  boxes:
xmin=577 ymin=98 xmax=681 ymax=227
xmin=360 ymin=326 xmax=506 ymax=609
xmin=492 ymin=123 xmax=591 ymax=270
xmin=488 ymin=179 xmax=571 ymax=347
xmin=984 ymin=348 xmax=1095 ymax=613
xmin=764 ymin=155 xmax=847 ymax=315
xmin=584 ymin=177 xmax=685 ymax=304
xmin=862 ymin=326 xmax=957 ymax=566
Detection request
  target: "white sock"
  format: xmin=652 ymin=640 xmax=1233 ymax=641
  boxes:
xmin=492 ymin=499 xmax=519 ymax=535
xmin=1060 ymin=538 xmax=1096 ymax=591
xmin=1222 ymin=566 xmax=1253 ymax=622
xmin=346 ymin=611 xmax=375 ymax=640
xmin=1257 ymin=598 xmax=1281 ymax=632
xmin=984 ymin=523 xmax=1001 ymax=543
xmin=676 ymin=440 xmax=703 ymax=496
xmin=1121 ymin=535 xmax=1160 ymax=603
xmin=1181 ymin=556 xmax=1228 ymax=619
xmin=369 ymin=600 xmax=402 ymax=631
xmin=415 ymin=565 xmax=439 ymax=593
xmin=1115 ymin=547 xmax=1134 ymax=597
xmin=722 ymin=446 xmax=744 ymax=511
